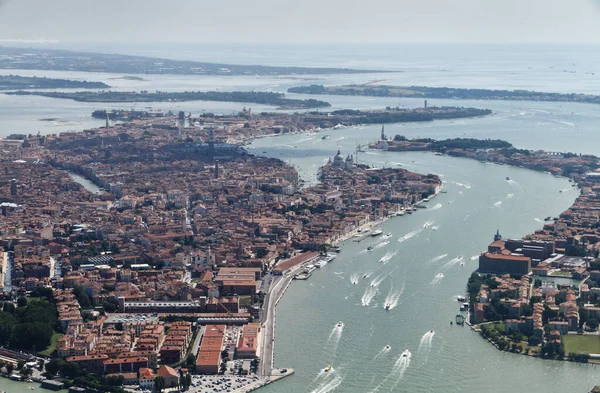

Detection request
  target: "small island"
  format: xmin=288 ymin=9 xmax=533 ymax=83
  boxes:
xmin=0 ymin=74 xmax=109 ymax=90
xmin=6 ymin=90 xmax=332 ymax=110
xmin=289 ymin=84 xmax=600 ymax=105
xmin=89 ymin=106 xmax=491 ymax=127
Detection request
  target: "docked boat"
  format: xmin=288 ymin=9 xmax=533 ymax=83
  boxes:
xmin=456 ymin=295 xmax=466 ymax=302
xmin=455 ymin=314 xmax=466 ymax=325
xmin=304 ymin=265 xmax=316 ymax=274
xmin=370 ymin=229 xmax=384 ymax=237
xmin=423 ymin=198 xmax=430 ymax=202
xmin=396 ymin=210 xmax=405 ymax=216
xmin=315 ymin=260 xmax=328 ymax=268
xmin=460 ymin=302 xmax=469 ymax=311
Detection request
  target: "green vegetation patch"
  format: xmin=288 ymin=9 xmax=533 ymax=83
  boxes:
xmin=563 ymin=334 xmax=600 ymax=355
xmin=39 ymin=332 xmax=63 ymax=357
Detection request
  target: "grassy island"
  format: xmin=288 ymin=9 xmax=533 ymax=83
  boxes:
xmin=0 ymin=74 xmax=109 ymax=90
xmin=289 ymin=84 xmax=600 ymax=105
xmin=6 ymin=90 xmax=332 ymax=109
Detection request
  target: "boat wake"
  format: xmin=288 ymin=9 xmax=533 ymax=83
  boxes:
xmin=383 ymin=283 xmax=404 ymax=310
xmin=381 ymin=233 xmax=393 ymax=240
xmin=431 ymin=225 xmax=440 ymax=231
xmin=423 ymin=220 xmax=435 ymax=229
xmin=453 ymin=181 xmax=471 ymax=189
xmin=493 ymin=201 xmax=503 ymax=207
xmin=350 ymin=273 xmax=359 ymax=285
xmin=507 ymin=193 xmax=514 ymax=199
xmin=379 ymin=250 xmax=398 ymax=264
xmin=326 ymin=323 xmax=344 ymax=354
xmin=373 ymin=345 xmax=392 ymax=360
xmin=310 ymin=372 xmax=344 ymax=393
xmin=418 ymin=330 xmax=435 ymax=353
xmin=430 ymin=273 xmax=444 ymax=285
xmin=440 ymin=255 xmax=463 ymax=270
xmin=470 ymin=255 xmax=479 ymax=261
xmin=374 ymin=240 xmax=390 ymax=249
xmin=370 ymin=350 xmax=412 ymax=393
xmin=430 ymin=253 xmax=448 ymax=263
xmin=428 ymin=203 xmax=442 ymax=211
xmin=371 ymin=266 xmax=399 ymax=288
xmin=398 ymin=227 xmax=423 ymax=243
xmin=534 ymin=217 xmax=545 ymax=223
xmin=361 ymin=286 xmax=378 ymax=306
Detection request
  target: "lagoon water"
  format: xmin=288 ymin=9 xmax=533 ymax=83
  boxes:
xmin=1 ymin=44 xmax=600 ymax=392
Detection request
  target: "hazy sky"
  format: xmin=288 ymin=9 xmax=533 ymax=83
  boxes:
xmin=1 ymin=0 xmax=600 ymax=44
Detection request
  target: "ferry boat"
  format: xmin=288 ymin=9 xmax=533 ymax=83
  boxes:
xmin=370 ymin=229 xmax=384 ymax=237
xmin=304 ymin=265 xmax=316 ymax=274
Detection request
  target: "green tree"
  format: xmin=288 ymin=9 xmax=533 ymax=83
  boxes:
xmin=0 ymin=312 xmax=16 ymax=346
xmin=154 ymin=376 xmax=166 ymax=393
xmin=45 ymin=359 xmax=62 ymax=377
xmin=17 ymin=296 xmax=28 ymax=308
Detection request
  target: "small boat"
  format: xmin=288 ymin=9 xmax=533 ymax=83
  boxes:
xmin=450 ymin=321 xmax=453 ymax=325
xmin=384 ymin=345 xmax=391 ymax=350
xmin=362 ymin=274 xmax=368 ymax=279
xmin=401 ymin=351 xmax=409 ymax=357
xmin=429 ymin=330 xmax=434 ymax=334
xmin=423 ymin=198 xmax=430 ymax=202
xmin=367 ymin=245 xmax=374 ymax=251
xmin=370 ymin=229 xmax=383 ymax=237
xmin=321 ymin=135 xmax=330 ymax=140
xmin=324 ymin=365 xmax=333 ymax=373
xmin=385 ymin=304 xmax=390 ymax=311
xmin=506 ymin=177 xmax=510 ymax=181
xmin=337 ymin=321 xmax=344 ymax=328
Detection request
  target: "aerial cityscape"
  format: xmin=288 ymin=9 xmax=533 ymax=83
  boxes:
xmin=2 ymin=1 xmax=600 ymax=393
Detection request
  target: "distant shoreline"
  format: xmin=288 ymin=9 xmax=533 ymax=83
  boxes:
xmin=288 ymin=84 xmax=600 ymax=106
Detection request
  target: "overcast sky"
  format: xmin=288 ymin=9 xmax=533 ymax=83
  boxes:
xmin=1 ymin=0 xmax=600 ymax=44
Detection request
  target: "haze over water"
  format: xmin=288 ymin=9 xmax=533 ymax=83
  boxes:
xmin=2 ymin=44 xmax=600 ymax=392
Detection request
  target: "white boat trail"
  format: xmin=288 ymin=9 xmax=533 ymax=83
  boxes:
xmin=430 ymin=273 xmax=444 ymax=285
xmin=361 ymin=286 xmax=378 ymax=306
xmin=430 ymin=253 xmax=448 ymax=263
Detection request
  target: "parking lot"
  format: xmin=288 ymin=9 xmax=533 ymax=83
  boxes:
xmin=189 ymin=374 xmax=269 ymax=393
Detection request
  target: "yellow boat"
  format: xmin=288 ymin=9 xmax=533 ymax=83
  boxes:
xmin=324 ymin=365 xmax=333 ymax=373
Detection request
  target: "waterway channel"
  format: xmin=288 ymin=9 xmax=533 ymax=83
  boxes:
xmin=248 ymin=128 xmax=599 ymax=393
